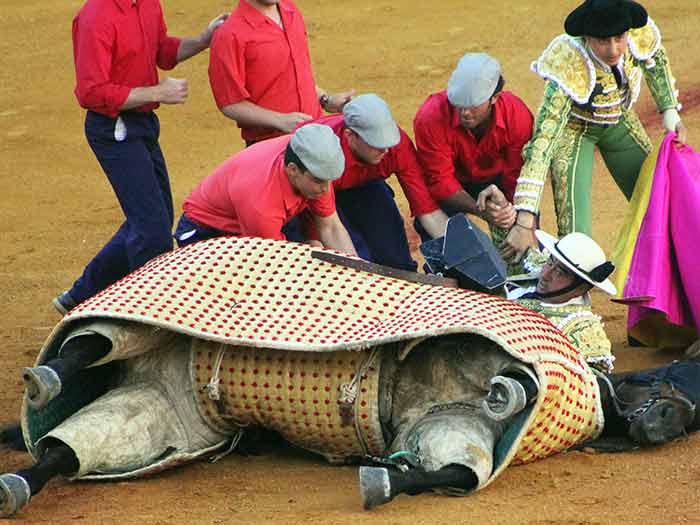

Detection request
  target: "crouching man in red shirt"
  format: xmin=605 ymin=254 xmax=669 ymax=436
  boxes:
xmin=175 ymin=124 xmax=357 ymax=255
xmin=286 ymin=94 xmax=449 ymax=271
xmin=413 ymin=53 xmax=534 ymax=249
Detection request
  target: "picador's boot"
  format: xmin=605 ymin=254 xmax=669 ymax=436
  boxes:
xmin=359 ymin=464 xmax=477 ymax=510
xmin=483 ymin=373 xmax=538 ymax=421
xmin=0 ymin=474 xmax=31 ymax=518
xmin=22 ymin=333 xmax=111 ymax=410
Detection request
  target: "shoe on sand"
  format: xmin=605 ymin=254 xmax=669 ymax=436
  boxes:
xmin=52 ymin=291 xmax=77 ymax=315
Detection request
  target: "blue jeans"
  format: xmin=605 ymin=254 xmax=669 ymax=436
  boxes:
xmin=69 ymin=111 xmax=173 ymax=303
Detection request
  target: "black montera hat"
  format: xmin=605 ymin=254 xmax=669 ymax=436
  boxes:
xmin=565 ymin=0 xmax=648 ymax=38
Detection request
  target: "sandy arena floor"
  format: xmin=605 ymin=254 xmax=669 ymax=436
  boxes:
xmin=2 ymin=0 xmax=700 ymax=523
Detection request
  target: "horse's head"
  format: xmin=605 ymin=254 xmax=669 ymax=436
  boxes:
xmin=614 ymin=378 xmax=696 ymax=446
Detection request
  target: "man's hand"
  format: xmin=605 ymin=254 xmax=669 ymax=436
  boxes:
xmin=476 ymin=184 xmax=507 ymax=209
xmin=486 ymin=203 xmax=516 ymax=229
xmin=663 ymin=109 xmax=688 ymax=146
xmin=156 ymin=77 xmax=188 ymax=104
xmin=200 ymin=13 xmax=229 ymax=47
xmin=674 ymin=121 xmax=688 ymax=146
xmin=324 ymin=90 xmax=355 ymax=113
xmin=500 ymin=211 xmax=538 ymax=262
xmin=276 ymin=112 xmax=313 ymax=134
xmin=476 ymin=184 xmax=516 ymax=229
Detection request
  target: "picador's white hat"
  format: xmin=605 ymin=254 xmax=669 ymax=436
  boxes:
xmin=536 ymin=230 xmax=617 ymax=295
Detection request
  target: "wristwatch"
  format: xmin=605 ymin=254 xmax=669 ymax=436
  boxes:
xmin=319 ymin=94 xmax=330 ymax=111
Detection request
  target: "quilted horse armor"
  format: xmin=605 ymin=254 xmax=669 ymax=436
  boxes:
xmin=22 ymin=237 xmax=604 ymax=489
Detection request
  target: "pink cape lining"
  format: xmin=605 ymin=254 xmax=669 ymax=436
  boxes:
xmin=624 ymin=133 xmax=700 ymax=338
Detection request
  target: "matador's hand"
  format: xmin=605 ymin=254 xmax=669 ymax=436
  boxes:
xmin=674 ymin=121 xmax=688 ymax=145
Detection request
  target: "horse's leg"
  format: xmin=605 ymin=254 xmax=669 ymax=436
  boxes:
xmin=0 ymin=424 xmax=26 ymax=452
xmin=0 ymin=440 xmax=78 ymax=518
xmin=359 ymin=464 xmax=478 ymax=510
xmin=23 ymin=334 xmax=111 ymax=409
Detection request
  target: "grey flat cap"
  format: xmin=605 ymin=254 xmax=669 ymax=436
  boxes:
xmin=447 ymin=53 xmax=502 ymax=108
xmin=342 ymin=93 xmax=400 ymax=149
xmin=290 ymin=124 xmax=345 ymax=181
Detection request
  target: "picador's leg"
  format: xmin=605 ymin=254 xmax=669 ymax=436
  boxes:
xmin=23 ymin=334 xmax=111 ymax=410
xmin=0 ymin=440 xmax=78 ymax=518
xmin=359 ymin=464 xmax=478 ymax=510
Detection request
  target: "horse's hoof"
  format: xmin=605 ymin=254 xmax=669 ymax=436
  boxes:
xmin=483 ymin=376 xmax=527 ymax=421
xmin=23 ymin=366 xmax=62 ymax=410
xmin=359 ymin=466 xmax=392 ymax=510
xmin=0 ymin=474 xmax=31 ymax=518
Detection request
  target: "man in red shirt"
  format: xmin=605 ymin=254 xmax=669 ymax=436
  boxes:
xmin=287 ymin=94 xmax=449 ymax=271
xmin=175 ymin=124 xmax=356 ymax=255
xmin=208 ymin=0 xmax=353 ymax=145
xmin=413 ymin=53 xmax=534 ymax=247
xmin=53 ymin=0 xmax=228 ymax=315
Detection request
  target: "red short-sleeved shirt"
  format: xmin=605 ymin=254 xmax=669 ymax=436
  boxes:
xmin=304 ymin=115 xmax=439 ymax=217
xmin=208 ymin=0 xmax=322 ymax=143
xmin=183 ymin=135 xmax=335 ymax=239
xmin=72 ymin=0 xmax=181 ymax=117
xmin=413 ymin=90 xmax=533 ymax=202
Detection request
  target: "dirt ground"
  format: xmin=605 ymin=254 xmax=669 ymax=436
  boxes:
xmin=2 ymin=0 xmax=700 ymax=523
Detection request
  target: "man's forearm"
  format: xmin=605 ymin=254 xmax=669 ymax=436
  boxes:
xmin=220 ymin=100 xmax=285 ymax=131
xmin=514 ymin=210 xmax=536 ymax=229
xmin=118 ymin=86 xmax=159 ymax=111
xmin=118 ymin=77 xmax=187 ymax=111
xmin=417 ymin=209 xmax=449 ymax=239
xmin=439 ymin=190 xmax=480 ymax=216
xmin=176 ymin=36 xmax=208 ymax=62
xmin=318 ymin=220 xmax=357 ymax=256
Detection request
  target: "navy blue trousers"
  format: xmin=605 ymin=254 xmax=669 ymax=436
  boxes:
xmin=174 ymin=213 xmax=228 ymax=247
xmin=69 ymin=111 xmax=174 ymax=303
xmin=283 ymin=179 xmax=417 ymax=272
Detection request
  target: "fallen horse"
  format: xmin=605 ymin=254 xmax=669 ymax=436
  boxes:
xmin=1 ymin=237 xmax=698 ymax=518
